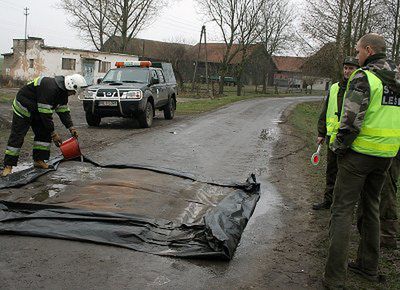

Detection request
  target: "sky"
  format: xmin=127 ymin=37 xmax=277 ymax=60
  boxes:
xmin=0 ymin=0 xmax=223 ymax=55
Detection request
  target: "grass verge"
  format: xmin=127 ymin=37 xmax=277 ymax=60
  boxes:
xmin=176 ymin=91 xmax=323 ymax=115
xmin=289 ymin=101 xmax=399 ymax=289
xmin=176 ymin=93 xmax=265 ymax=114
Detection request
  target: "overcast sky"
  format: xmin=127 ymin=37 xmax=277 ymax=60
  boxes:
xmin=0 ymin=0 xmax=227 ymax=55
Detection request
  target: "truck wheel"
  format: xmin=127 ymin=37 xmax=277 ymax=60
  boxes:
xmin=86 ymin=112 xmax=101 ymax=127
xmin=138 ymin=101 xmax=154 ymax=128
xmin=163 ymin=97 xmax=176 ymax=120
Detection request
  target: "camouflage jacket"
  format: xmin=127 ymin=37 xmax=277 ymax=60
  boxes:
xmin=317 ymin=80 xmax=347 ymax=137
xmin=330 ymin=53 xmax=399 ymax=155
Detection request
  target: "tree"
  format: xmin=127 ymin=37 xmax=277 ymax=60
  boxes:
xmin=197 ymin=0 xmax=263 ymax=95
xmin=60 ymin=0 xmax=166 ymax=52
xmin=60 ymin=0 xmax=111 ymax=51
xmin=256 ymin=0 xmax=294 ymax=93
xmin=235 ymin=0 xmax=265 ymax=96
xmin=155 ymin=38 xmax=195 ymax=91
xmin=382 ymin=0 xmax=400 ymax=62
xmin=302 ymin=0 xmax=381 ymax=78
xmin=107 ymin=0 xmax=166 ymax=53
xmin=302 ymin=42 xmax=337 ymax=80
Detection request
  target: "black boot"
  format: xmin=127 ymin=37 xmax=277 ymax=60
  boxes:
xmin=312 ymin=200 xmax=332 ymax=210
xmin=348 ymin=261 xmax=385 ymax=283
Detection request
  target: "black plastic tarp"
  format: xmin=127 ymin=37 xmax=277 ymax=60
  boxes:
xmin=0 ymin=157 xmax=260 ymax=260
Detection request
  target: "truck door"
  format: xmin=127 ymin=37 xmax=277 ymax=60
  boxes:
xmin=156 ymin=69 xmax=168 ymax=106
xmin=150 ymin=69 xmax=164 ymax=107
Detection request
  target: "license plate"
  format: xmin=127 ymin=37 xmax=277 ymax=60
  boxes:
xmin=98 ymin=101 xmax=118 ymax=106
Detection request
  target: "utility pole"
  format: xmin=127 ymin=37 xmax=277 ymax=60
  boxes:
xmin=204 ymin=26 xmax=210 ymax=97
xmin=191 ymin=26 xmax=204 ymax=93
xmin=191 ymin=25 xmax=210 ymax=96
xmin=24 ymin=7 xmax=29 ymax=54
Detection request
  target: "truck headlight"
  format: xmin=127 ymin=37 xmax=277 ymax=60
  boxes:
xmin=84 ymin=90 xmax=96 ymax=99
xmin=122 ymin=90 xmax=143 ymax=100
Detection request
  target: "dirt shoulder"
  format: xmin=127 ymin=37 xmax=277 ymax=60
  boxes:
xmin=269 ymin=102 xmax=399 ymax=289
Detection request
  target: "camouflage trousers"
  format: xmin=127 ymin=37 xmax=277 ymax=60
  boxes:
xmin=379 ymin=157 xmax=399 ymax=247
xmin=324 ymin=150 xmax=392 ymax=287
xmin=356 ymin=157 xmax=399 ymax=248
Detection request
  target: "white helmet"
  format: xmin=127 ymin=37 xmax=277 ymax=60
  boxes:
xmin=65 ymin=74 xmax=88 ymax=92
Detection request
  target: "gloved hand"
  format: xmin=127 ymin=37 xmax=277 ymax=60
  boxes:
xmin=69 ymin=127 xmax=78 ymax=138
xmin=51 ymin=132 xmax=63 ymax=147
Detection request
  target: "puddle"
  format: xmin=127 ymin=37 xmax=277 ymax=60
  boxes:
xmin=149 ymin=275 xmax=171 ymax=286
xmin=250 ymin=180 xmax=281 ymax=221
xmin=50 ymin=163 xmax=103 ymax=183
xmin=30 ymin=191 xmax=48 ymax=202
xmin=30 ymin=183 xmax=67 ymax=202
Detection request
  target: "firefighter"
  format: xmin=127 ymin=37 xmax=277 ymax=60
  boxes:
xmin=1 ymin=74 xmax=87 ymax=177
xmin=313 ymin=56 xmax=359 ymax=210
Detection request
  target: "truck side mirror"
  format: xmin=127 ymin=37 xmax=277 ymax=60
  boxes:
xmin=97 ymin=78 xmax=102 ymax=84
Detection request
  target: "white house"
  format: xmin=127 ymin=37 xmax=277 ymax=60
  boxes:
xmin=2 ymin=37 xmax=138 ymax=85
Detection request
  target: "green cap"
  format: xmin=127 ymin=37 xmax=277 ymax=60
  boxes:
xmin=343 ymin=56 xmax=359 ymax=67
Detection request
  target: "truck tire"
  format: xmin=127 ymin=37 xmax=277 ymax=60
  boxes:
xmin=138 ymin=101 xmax=154 ymax=128
xmin=163 ymin=97 xmax=176 ymax=120
xmin=86 ymin=112 xmax=101 ymax=127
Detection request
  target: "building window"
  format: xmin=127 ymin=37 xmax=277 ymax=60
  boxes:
xmin=98 ymin=61 xmax=111 ymax=73
xmin=62 ymin=58 xmax=76 ymax=70
xmin=29 ymin=59 xmax=34 ymax=68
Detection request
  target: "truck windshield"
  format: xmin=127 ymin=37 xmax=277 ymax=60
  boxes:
xmin=102 ymin=68 xmax=149 ymax=83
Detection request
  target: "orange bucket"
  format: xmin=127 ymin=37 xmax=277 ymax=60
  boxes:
xmin=60 ymin=137 xmax=81 ymax=160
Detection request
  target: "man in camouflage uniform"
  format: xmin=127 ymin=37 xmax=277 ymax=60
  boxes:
xmin=323 ymin=33 xmax=400 ymax=288
xmin=313 ymin=57 xmax=359 ymax=210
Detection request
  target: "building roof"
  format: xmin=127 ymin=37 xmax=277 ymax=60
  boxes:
xmin=194 ymin=43 xmax=239 ymax=64
xmin=272 ymin=56 xmax=306 ymax=73
xmin=103 ymin=36 xmax=309 ymax=72
xmin=193 ymin=43 xmax=261 ymax=64
xmin=41 ymin=44 xmax=137 ymax=58
xmin=3 ymin=36 xmax=137 ymax=58
xmin=104 ymin=37 xmax=193 ymax=60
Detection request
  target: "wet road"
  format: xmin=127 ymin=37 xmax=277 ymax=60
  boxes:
xmin=0 ymin=96 xmax=321 ymax=289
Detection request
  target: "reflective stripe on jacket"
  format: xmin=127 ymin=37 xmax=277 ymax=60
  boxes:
xmin=343 ymin=69 xmax=400 ymax=157
xmin=326 ymin=82 xmax=340 ymax=138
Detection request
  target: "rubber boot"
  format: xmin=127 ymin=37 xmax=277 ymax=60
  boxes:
xmin=33 ymin=160 xmax=50 ymax=169
xmin=1 ymin=166 xmax=13 ymax=177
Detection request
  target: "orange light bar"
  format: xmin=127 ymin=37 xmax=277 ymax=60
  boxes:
xmin=115 ymin=61 xmax=152 ymax=68
xmin=139 ymin=61 xmax=152 ymax=67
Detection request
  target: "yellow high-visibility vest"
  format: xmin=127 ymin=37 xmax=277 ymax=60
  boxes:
xmin=341 ymin=69 xmax=400 ymax=157
xmin=326 ymin=82 xmax=340 ymax=138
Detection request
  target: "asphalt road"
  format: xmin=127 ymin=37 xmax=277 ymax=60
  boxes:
xmin=0 ymin=96 xmax=321 ymax=289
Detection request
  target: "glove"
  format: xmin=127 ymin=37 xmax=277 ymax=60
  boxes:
xmin=69 ymin=127 xmax=78 ymax=138
xmin=51 ymin=132 xmax=63 ymax=147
